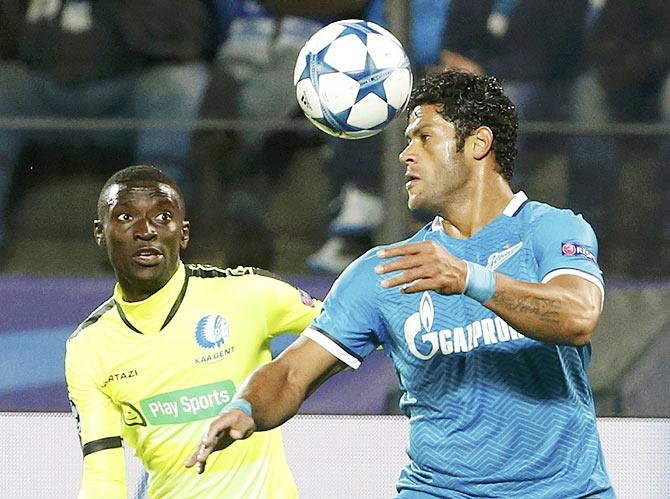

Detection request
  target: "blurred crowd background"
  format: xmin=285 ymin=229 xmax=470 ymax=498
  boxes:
xmin=0 ymin=0 xmax=668 ymax=417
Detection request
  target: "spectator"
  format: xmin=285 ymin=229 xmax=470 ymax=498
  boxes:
xmin=194 ymin=0 xmax=330 ymax=269
xmin=307 ymin=0 xmax=453 ymax=274
xmin=441 ymin=0 xmax=589 ymax=206
xmin=570 ymin=0 xmax=670 ymax=277
xmin=0 ymin=0 xmax=214 ymax=261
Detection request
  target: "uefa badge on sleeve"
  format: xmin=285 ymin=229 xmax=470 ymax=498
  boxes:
xmin=561 ymin=242 xmax=596 ymax=263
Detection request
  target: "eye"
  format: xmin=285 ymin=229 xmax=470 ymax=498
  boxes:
xmin=116 ymin=213 xmax=132 ymax=222
xmin=156 ymin=212 xmax=172 ymax=223
xmin=420 ymin=133 xmax=431 ymax=142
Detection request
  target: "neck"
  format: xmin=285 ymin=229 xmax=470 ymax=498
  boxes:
xmin=440 ymin=168 xmax=514 ymax=238
xmin=118 ymin=283 xmax=161 ymax=303
xmin=117 ymin=264 xmax=181 ymax=303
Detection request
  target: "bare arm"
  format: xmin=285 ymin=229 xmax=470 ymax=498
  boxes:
xmin=485 ymin=273 xmax=600 ymax=345
xmin=375 ymin=241 xmax=602 ymax=346
xmin=240 ymin=336 xmax=346 ymax=429
xmin=186 ymin=336 xmax=346 ymax=473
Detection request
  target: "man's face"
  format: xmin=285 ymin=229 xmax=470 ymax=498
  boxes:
xmin=95 ymin=181 xmax=190 ymax=301
xmin=399 ymin=104 xmax=470 ymax=214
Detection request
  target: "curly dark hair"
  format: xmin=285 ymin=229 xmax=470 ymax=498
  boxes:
xmin=97 ymin=165 xmax=185 ymax=219
xmin=407 ymin=70 xmax=518 ymax=180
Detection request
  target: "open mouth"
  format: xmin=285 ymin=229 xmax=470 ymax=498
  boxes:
xmin=132 ymin=247 xmax=163 ymax=266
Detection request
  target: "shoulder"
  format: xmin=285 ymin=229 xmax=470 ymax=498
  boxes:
xmin=347 ymin=227 xmax=428 ymax=273
xmin=187 ymin=263 xmax=267 ymax=279
xmin=331 ymin=227 xmax=429 ymax=290
xmin=186 ymin=263 xmax=290 ymax=286
xmin=186 ymin=263 xmax=305 ymax=301
xmin=68 ymin=298 xmax=116 ymax=343
xmin=518 ymin=201 xmax=602 ymax=274
xmin=518 ymin=200 xmax=595 ymax=235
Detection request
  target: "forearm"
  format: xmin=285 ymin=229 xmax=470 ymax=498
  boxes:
xmin=236 ymin=361 xmax=305 ymax=431
xmin=237 ymin=339 xmax=344 ymax=431
xmin=187 ymin=337 xmax=346 ymax=473
xmin=486 ymin=273 xmax=600 ymax=345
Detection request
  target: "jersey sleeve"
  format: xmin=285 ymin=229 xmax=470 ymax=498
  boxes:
xmin=65 ymin=336 xmax=126 ymax=498
xmin=303 ymin=251 xmax=385 ymax=370
xmin=531 ymin=209 xmax=604 ymax=297
xmin=253 ymin=273 xmax=322 ymax=339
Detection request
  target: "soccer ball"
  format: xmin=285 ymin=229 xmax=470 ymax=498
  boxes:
xmin=294 ymin=19 xmax=413 ymax=140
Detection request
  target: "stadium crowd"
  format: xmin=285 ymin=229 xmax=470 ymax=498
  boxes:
xmin=0 ymin=0 xmax=668 ymax=278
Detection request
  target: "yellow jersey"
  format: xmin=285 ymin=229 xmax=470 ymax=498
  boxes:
xmin=65 ymin=263 xmax=321 ymax=498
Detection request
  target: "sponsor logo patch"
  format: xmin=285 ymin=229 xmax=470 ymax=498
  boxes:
xmin=404 ymin=292 xmax=526 ymax=360
xmin=139 ymin=380 xmax=236 ymax=425
xmin=486 ymin=241 xmax=523 ymax=271
xmin=121 ymin=402 xmax=147 ymax=427
xmin=101 ymin=369 xmax=139 ymax=388
xmin=561 ymin=242 xmax=596 ymax=263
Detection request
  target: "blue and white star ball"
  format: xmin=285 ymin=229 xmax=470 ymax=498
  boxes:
xmin=294 ymin=19 xmax=413 ymax=140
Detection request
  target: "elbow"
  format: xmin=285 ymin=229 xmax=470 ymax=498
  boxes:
xmin=563 ymin=305 xmax=600 ymax=346
xmin=567 ymin=328 xmax=592 ymax=347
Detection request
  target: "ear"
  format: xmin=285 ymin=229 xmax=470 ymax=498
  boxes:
xmin=94 ymin=220 xmax=105 ymax=247
xmin=471 ymin=126 xmax=494 ymax=160
xmin=180 ymin=221 xmax=191 ymax=250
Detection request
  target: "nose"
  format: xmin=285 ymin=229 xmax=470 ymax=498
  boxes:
xmin=134 ymin=217 xmax=157 ymax=240
xmin=399 ymin=142 xmax=414 ymax=165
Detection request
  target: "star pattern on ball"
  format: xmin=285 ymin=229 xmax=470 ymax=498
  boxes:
xmin=348 ymin=51 xmax=389 ymax=106
xmin=298 ymin=45 xmax=340 ymax=86
xmin=338 ymin=24 xmax=372 ymax=46
xmin=294 ymin=19 xmax=412 ymax=139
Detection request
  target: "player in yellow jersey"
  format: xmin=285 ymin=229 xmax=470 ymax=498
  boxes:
xmin=65 ymin=165 xmax=321 ymax=498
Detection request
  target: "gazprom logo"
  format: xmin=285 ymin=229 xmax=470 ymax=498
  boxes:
xmin=403 ymin=292 xmax=526 ymax=360
xmin=195 ymin=315 xmax=229 ymax=349
xmin=404 ymin=292 xmax=439 ymax=360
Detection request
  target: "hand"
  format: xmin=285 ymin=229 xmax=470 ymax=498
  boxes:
xmin=185 ymin=409 xmax=256 ymax=474
xmin=375 ymin=241 xmax=467 ymax=295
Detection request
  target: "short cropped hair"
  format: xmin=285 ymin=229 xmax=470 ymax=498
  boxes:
xmin=97 ymin=165 xmax=184 ymax=219
xmin=407 ymin=70 xmax=518 ymax=180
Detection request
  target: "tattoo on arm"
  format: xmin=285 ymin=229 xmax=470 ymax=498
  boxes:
xmin=492 ymin=292 xmax=561 ymax=324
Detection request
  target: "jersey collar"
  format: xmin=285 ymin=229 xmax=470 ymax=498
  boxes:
xmin=113 ymin=262 xmax=188 ymax=335
xmin=430 ymin=191 xmax=529 ymax=232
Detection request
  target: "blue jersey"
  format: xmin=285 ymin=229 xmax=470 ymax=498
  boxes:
xmin=305 ymin=192 xmax=614 ymax=498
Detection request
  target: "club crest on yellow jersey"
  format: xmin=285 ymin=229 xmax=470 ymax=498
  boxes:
xmin=195 ymin=314 xmax=229 ymax=349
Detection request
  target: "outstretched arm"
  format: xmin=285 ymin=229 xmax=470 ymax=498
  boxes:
xmin=186 ymin=336 xmax=346 ymax=473
xmin=375 ymin=241 xmax=602 ymax=346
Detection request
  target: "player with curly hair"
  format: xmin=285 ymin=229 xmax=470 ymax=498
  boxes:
xmin=189 ymin=71 xmax=614 ymax=498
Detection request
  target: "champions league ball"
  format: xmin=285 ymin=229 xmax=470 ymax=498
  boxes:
xmin=294 ymin=19 xmax=413 ymax=140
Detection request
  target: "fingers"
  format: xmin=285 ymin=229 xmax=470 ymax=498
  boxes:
xmin=377 ymin=242 xmax=425 ymax=259
xmin=185 ymin=428 xmax=223 ymax=475
xmin=185 ymin=449 xmax=199 ymax=469
xmin=383 ymin=276 xmax=433 ymax=293
xmin=377 ymin=264 xmax=432 ymax=292
xmin=376 ymin=241 xmax=445 ymax=274
xmin=375 ymin=253 xmax=425 ymax=275
xmin=184 ymin=410 xmax=256 ymax=474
